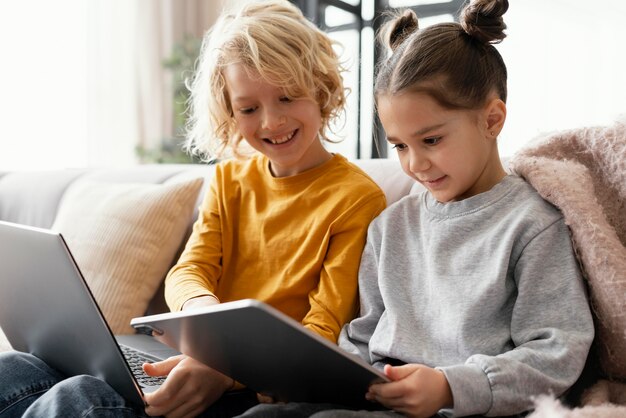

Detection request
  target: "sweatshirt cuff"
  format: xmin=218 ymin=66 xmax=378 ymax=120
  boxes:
xmin=439 ymin=363 xmax=492 ymax=416
xmin=168 ymin=289 xmax=217 ymax=312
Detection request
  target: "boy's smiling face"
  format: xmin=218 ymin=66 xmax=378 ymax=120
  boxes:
xmin=377 ymin=91 xmax=506 ymax=202
xmin=224 ymin=63 xmax=330 ymax=177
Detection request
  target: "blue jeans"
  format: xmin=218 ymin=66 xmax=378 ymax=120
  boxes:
xmin=0 ymin=351 xmax=258 ymax=418
xmin=0 ymin=351 xmax=145 ymax=417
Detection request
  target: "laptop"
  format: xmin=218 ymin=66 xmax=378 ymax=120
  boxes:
xmin=0 ymin=220 xmax=180 ymax=407
xmin=131 ymin=299 xmax=389 ymax=408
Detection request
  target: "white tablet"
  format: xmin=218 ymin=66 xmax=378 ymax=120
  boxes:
xmin=131 ymin=299 xmax=388 ymax=407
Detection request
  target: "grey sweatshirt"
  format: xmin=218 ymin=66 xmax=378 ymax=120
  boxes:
xmin=339 ymin=175 xmax=594 ymax=417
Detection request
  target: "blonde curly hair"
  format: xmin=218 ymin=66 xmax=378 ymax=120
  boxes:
xmin=185 ymin=0 xmax=347 ymax=160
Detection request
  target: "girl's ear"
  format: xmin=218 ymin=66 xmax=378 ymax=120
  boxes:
xmin=484 ymin=98 xmax=507 ymax=138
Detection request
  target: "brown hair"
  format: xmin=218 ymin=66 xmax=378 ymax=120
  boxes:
xmin=375 ymin=0 xmax=509 ymax=110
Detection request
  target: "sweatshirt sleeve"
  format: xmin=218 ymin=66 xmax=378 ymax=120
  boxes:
xmin=440 ymin=219 xmax=594 ymax=417
xmin=337 ymin=221 xmax=385 ymax=361
xmin=164 ymin=172 xmax=223 ymax=312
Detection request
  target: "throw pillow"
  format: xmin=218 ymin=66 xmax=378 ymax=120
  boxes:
xmin=51 ymin=177 xmax=203 ymax=334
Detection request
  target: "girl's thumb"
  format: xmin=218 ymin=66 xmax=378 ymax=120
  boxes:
xmin=384 ymin=363 xmax=415 ymax=381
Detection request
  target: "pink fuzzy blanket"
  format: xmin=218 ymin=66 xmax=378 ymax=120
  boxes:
xmin=509 ymin=117 xmax=626 ymax=417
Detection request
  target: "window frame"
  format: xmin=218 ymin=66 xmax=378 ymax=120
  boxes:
xmin=291 ymin=0 xmax=464 ymax=158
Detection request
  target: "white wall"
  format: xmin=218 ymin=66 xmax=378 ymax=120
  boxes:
xmin=497 ymin=0 xmax=626 ymax=156
xmin=0 ymin=0 xmax=88 ymax=170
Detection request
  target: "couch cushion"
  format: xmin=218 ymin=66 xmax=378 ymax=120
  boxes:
xmin=0 ymin=170 xmax=86 ymax=228
xmin=51 ymin=177 xmax=203 ymax=334
xmin=352 ymin=159 xmax=414 ymax=205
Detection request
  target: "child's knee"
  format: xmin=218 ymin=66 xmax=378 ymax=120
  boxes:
xmin=0 ymin=352 xmax=63 ymax=417
xmin=51 ymin=375 xmax=109 ymax=399
xmin=0 ymin=351 xmax=39 ymax=369
xmin=0 ymin=351 xmax=62 ymax=383
xmin=24 ymin=375 xmax=136 ymax=417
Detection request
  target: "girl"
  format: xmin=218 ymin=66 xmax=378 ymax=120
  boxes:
xmin=241 ymin=0 xmax=594 ymax=417
xmin=0 ymin=1 xmax=385 ymax=417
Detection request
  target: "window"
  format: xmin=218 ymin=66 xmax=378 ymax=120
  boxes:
xmin=290 ymin=0 xmax=463 ymax=159
xmin=295 ymin=1 xmax=626 ymax=162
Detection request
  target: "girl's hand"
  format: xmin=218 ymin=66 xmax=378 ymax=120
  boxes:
xmin=142 ymin=354 xmax=234 ymax=418
xmin=366 ymin=363 xmax=453 ymax=418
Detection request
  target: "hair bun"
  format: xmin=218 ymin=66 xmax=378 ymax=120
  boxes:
xmin=383 ymin=9 xmax=419 ymax=52
xmin=460 ymin=0 xmax=508 ymax=44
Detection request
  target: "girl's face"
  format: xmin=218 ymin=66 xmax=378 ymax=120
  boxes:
xmin=224 ymin=63 xmax=330 ymax=177
xmin=377 ymin=91 xmax=506 ymax=203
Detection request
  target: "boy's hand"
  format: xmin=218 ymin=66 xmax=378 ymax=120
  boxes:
xmin=142 ymin=354 xmax=234 ymax=418
xmin=366 ymin=363 xmax=452 ymax=418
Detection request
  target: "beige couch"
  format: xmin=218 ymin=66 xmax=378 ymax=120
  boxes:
xmin=0 ymin=159 xmax=416 ymax=352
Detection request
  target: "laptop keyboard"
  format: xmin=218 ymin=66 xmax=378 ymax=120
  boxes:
xmin=119 ymin=344 xmax=167 ymax=387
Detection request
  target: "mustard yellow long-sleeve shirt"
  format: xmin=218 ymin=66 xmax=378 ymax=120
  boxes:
xmin=165 ymin=153 xmax=386 ymax=342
